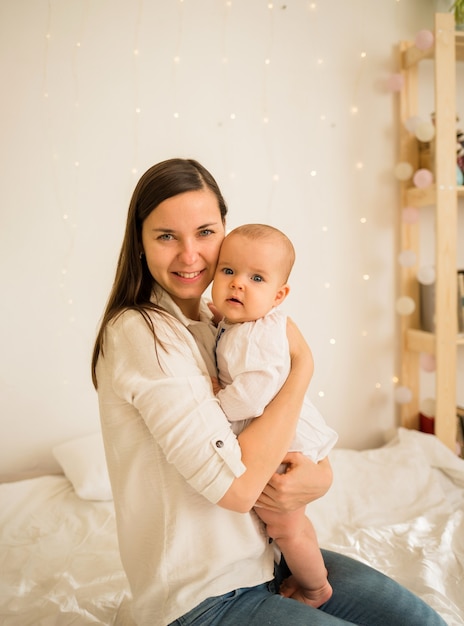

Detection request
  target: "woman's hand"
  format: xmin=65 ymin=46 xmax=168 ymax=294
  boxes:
xmin=255 ymin=452 xmax=333 ymax=513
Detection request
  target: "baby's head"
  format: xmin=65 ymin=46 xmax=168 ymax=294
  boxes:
xmin=212 ymin=224 xmax=295 ymax=324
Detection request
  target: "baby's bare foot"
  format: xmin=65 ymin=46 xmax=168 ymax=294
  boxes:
xmin=279 ymin=575 xmax=333 ymax=608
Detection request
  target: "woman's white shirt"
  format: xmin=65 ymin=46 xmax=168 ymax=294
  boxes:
xmin=96 ymin=287 xmax=274 ymax=626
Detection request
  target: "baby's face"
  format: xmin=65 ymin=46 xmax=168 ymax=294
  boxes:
xmin=211 ymin=233 xmax=289 ymax=323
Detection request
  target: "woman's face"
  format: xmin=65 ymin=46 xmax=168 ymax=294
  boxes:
xmin=141 ymin=188 xmax=225 ymax=318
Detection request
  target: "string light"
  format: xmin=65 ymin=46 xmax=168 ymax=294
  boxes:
xmin=131 ymin=0 xmax=143 ymax=174
xmin=35 ymin=0 xmax=403 ymax=413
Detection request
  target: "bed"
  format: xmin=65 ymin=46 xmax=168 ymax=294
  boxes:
xmin=0 ymin=427 xmax=463 ymax=625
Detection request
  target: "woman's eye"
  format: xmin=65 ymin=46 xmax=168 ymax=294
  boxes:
xmin=199 ymin=229 xmax=213 ymax=237
xmin=158 ymin=233 xmax=174 ymax=241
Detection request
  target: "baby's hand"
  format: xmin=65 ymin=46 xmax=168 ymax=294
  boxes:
xmin=207 ymin=302 xmax=223 ymax=326
xmin=211 ymin=377 xmax=222 ymax=395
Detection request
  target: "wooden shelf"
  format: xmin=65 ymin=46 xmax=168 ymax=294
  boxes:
xmin=456 ymin=30 xmax=464 ymax=60
xmin=405 ymin=185 xmax=464 ymax=207
xmin=406 ymin=329 xmax=464 ymax=354
xmin=397 ymin=13 xmax=461 ymax=452
xmin=402 ymin=29 xmax=464 ymax=67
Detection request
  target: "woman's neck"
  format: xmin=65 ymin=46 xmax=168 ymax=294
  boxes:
xmin=174 ymin=297 xmax=201 ymax=321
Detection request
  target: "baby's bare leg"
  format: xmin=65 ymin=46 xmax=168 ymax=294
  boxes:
xmin=256 ymin=506 xmax=332 ymax=608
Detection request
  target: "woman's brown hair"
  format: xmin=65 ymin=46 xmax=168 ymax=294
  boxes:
xmin=91 ymin=158 xmax=228 ymax=388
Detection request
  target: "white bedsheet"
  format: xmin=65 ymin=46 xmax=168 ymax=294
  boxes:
xmin=309 ymin=428 xmax=464 ymax=625
xmin=0 ymin=428 xmax=462 ymax=625
xmin=0 ymin=475 xmax=130 ymax=625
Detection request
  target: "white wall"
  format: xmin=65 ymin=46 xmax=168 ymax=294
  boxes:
xmin=0 ymin=0 xmax=439 ymax=474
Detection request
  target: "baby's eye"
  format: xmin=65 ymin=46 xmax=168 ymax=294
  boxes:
xmin=222 ymin=268 xmax=233 ymax=275
xmin=251 ymin=275 xmax=264 ymax=282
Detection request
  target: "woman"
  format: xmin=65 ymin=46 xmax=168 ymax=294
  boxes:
xmin=92 ymin=158 xmax=446 ymax=626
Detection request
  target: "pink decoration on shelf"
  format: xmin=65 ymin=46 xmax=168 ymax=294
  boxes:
xmin=415 ymin=29 xmax=434 ymax=51
xmin=387 ymin=73 xmax=404 ymax=92
xmin=413 ymin=168 xmax=433 ymax=188
xmin=420 ymin=353 xmax=436 ymax=373
xmin=402 ymin=206 xmax=420 ymax=223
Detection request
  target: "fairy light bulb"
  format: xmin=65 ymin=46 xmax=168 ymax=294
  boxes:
xmin=417 ymin=265 xmax=435 ymax=285
xmin=396 ymin=296 xmax=415 ymax=315
xmin=394 ymin=386 xmax=412 ymax=404
xmin=394 ymin=161 xmax=413 ymax=181
xmin=420 ymin=397 xmax=436 ymax=417
xmin=398 ymin=249 xmax=417 ymax=267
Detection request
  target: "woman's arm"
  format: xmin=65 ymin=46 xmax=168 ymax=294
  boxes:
xmin=218 ymin=318 xmax=313 ymax=513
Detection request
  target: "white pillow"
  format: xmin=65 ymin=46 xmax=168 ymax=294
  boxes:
xmin=52 ymin=432 xmax=112 ymax=501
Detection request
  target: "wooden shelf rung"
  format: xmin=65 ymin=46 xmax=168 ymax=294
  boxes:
xmin=406 ymin=329 xmax=436 ymax=354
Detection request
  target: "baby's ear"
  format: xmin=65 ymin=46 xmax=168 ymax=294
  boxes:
xmin=274 ymin=284 xmax=290 ymax=306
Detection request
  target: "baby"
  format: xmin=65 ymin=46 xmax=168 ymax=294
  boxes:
xmin=211 ymin=223 xmax=338 ymax=607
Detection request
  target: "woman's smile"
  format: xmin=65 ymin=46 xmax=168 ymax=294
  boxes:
xmin=141 ymin=188 xmax=225 ymax=318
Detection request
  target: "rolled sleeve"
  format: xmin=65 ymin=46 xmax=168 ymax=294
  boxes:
xmin=106 ymin=311 xmax=246 ymax=503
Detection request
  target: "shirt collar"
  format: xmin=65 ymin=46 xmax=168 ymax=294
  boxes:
xmin=152 ymin=284 xmax=214 ymax=329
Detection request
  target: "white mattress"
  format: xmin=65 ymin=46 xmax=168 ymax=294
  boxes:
xmin=0 ymin=475 xmax=131 ymax=625
xmin=0 ymin=427 xmax=463 ymax=625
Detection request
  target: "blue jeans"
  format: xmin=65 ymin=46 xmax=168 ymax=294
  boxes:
xmin=170 ymin=550 xmax=446 ymax=625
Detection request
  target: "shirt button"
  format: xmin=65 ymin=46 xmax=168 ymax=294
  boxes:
xmin=215 ymin=440 xmax=224 ymax=448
